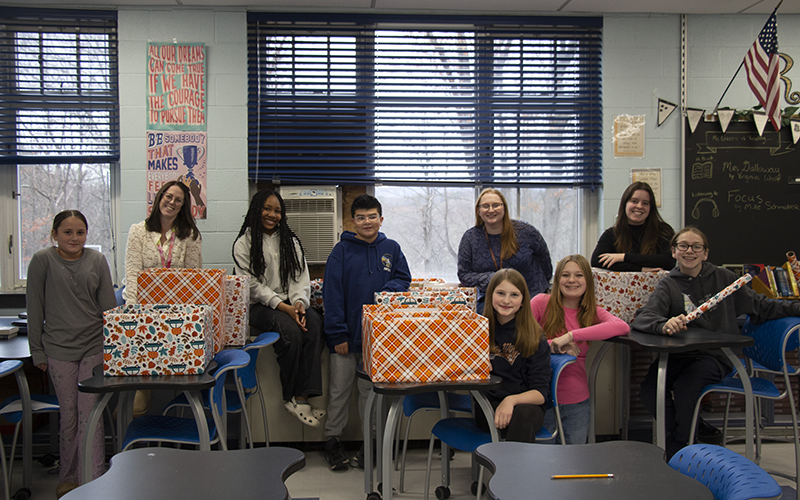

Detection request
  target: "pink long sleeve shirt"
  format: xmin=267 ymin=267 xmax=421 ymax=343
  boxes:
xmin=530 ymin=293 xmax=629 ymax=405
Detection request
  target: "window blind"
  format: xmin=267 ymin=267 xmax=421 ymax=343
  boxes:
xmin=0 ymin=8 xmax=120 ymax=165
xmin=248 ymin=13 xmax=602 ymax=187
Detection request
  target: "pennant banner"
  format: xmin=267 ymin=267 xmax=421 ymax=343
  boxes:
xmin=658 ymin=98 xmax=677 ymax=126
xmin=792 ymin=117 xmax=800 ymax=144
xmin=687 ymin=108 xmax=705 ymax=133
xmin=753 ymin=111 xmax=769 ymax=136
xmin=717 ymin=109 xmax=735 ymax=133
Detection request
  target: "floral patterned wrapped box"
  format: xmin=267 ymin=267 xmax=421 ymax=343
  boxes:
xmin=103 ymin=304 xmax=214 ymax=376
xmin=592 ymin=269 xmax=670 ymax=323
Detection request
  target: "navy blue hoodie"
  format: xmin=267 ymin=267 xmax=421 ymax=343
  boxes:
xmin=323 ymin=230 xmax=411 ymax=352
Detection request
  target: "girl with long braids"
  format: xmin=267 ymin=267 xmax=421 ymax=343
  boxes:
xmin=233 ymin=189 xmax=325 ymax=427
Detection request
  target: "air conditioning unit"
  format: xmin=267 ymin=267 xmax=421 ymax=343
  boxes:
xmin=279 ymin=186 xmax=342 ymax=264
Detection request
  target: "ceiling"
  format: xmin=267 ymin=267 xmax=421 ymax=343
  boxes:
xmin=6 ymin=0 xmax=800 ymax=15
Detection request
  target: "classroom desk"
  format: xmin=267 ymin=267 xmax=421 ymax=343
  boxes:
xmin=63 ymin=446 xmax=305 ymax=500
xmin=78 ymin=365 xmax=215 ymax=484
xmin=587 ymin=327 xmax=755 ymax=459
xmin=475 ymin=440 xmax=713 ymax=500
xmin=360 ymin=368 xmax=502 ymax=500
xmin=0 ymin=325 xmax=33 ymax=500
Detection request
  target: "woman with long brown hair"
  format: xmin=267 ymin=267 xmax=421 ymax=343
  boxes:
xmin=458 ymin=188 xmax=552 ymax=313
xmin=591 ymin=181 xmax=674 ymax=271
xmin=530 ymin=254 xmax=628 ymax=444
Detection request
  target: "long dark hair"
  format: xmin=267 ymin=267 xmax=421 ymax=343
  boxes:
xmin=233 ymin=189 xmax=306 ymax=290
xmin=146 ymin=180 xmax=200 ymax=241
xmin=613 ymin=182 xmax=673 ymax=255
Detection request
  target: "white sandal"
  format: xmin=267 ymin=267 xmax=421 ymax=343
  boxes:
xmin=310 ymin=405 xmax=326 ymax=420
xmin=284 ymin=398 xmax=320 ymax=427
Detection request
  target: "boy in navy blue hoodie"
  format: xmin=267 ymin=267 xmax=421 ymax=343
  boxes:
xmin=322 ymin=194 xmax=411 ymax=470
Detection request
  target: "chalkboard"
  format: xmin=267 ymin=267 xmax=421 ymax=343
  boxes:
xmin=684 ymin=119 xmax=800 ymax=266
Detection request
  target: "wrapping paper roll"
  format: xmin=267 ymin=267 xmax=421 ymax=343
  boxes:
xmin=685 ymin=274 xmax=752 ymax=322
xmin=788 ymin=251 xmax=800 ymax=284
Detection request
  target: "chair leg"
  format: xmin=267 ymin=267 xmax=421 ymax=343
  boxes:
xmin=255 ymin=381 xmax=269 ymax=446
xmin=398 ymin=412 xmax=415 ymax=493
xmin=393 ymin=405 xmax=403 ymax=470
xmin=424 ymin=434 xmax=436 ymax=500
xmin=0 ymin=430 xmax=9 ymax=500
xmin=722 ymin=394 xmax=731 ymax=446
xmin=787 ymin=381 xmax=800 ymax=500
xmin=688 ymin=394 xmax=705 ymax=446
xmin=476 ymin=465 xmax=484 ymax=500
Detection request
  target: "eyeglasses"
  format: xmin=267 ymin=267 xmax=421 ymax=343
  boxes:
xmin=163 ymin=193 xmax=184 ymax=205
xmin=479 ymin=203 xmax=503 ymax=211
xmin=675 ymin=243 xmax=705 ymax=252
xmin=354 ymin=214 xmax=380 ymax=223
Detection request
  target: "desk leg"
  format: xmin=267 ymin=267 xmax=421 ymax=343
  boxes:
xmin=588 ymin=342 xmax=613 ymax=444
xmin=655 ymin=353 xmax=669 ymax=452
xmin=382 ymin=397 xmax=402 ymax=500
xmin=185 ymin=390 xmax=210 ymax=450
xmin=81 ymin=393 xmax=112 ymax=484
xmin=13 ymin=370 xmax=32 ymax=491
xmin=722 ymin=347 xmax=754 ymax=460
xmin=364 ymin=388 xmax=376 ymax=495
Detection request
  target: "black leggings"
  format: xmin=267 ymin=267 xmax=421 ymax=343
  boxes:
xmin=475 ymin=398 xmax=545 ymax=443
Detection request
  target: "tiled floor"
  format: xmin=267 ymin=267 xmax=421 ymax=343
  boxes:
xmin=8 ymin=438 xmax=799 ymax=500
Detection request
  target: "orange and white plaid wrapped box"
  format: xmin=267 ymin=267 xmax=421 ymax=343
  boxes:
xmin=592 ymin=269 xmax=669 ymax=323
xmin=224 ymin=275 xmax=249 ymax=347
xmin=103 ymin=304 xmax=214 ymax=376
xmin=375 ymin=290 xmax=473 ymax=310
xmin=137 ymin=268 xmax=225 ymax=353
xmin=362 ymin=304 xmax=490 ymax=383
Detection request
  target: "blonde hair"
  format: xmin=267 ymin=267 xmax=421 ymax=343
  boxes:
xmin=542 ymin=255 xmax=598 ymax=339
xmin=474 ymin=188 xmax=518 ymax=260
xmin=483 ymin=268 xmax=543 ymax=357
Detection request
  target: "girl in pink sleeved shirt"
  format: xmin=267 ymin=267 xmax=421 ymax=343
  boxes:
xmin=530 ymin=254 xmax=629 ymax=444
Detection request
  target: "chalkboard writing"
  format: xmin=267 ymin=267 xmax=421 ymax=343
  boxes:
xmin=684 ymin=120 xmax=800 ymax=266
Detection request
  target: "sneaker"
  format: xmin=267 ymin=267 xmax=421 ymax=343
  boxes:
xmin=697 ymin=417 xmax=723 ymax=444
xmin=324 ymin=437 xmax=349 ymax=471
xmin=350 ymin=444 xmax=365 ymax=469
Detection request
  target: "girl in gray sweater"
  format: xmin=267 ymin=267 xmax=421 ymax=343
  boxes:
xmin=26 ymin=210 xmax=117 ymax=496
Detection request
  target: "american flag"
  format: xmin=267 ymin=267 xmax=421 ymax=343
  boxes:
xmin=744 ymin=13 xmax=781 ymax=131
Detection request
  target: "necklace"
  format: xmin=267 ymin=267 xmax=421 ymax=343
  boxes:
xmin=484 ymin=228 xmax=502 ymax=270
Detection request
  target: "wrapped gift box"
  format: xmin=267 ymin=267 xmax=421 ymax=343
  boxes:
xmin=362 ymin=304 xmax=490 ymax=383
xmin=103 ymin=304 xmax=214 ymax=376
xmin=309 ymin=279 xmax=325 ymax=313
xmin=137 ymin=268 xmax=225 ymax=353
xmin=374 ymin=289 xmax=473 ymax=310
xmin=592 ymin=269 xmax=670 ymax=323
xmin=224 ymin=275 xmax=249 ymax=347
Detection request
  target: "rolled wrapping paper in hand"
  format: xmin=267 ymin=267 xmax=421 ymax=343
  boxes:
xmin=788 ymin=251 xmax=800 ymax=284
xmin=685 ymin=274 xmax=752 ymax=323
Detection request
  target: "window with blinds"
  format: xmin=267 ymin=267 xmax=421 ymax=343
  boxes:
xmin=0 ymin=8 xmax=120 ymax=165
xmin=248 ymin=13 xmax=602 ymax=187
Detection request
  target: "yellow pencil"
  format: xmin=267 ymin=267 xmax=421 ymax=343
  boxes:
xmin=551 ymin=474 xmax=614 ymax=479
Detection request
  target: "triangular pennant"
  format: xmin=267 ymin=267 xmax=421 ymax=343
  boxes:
xmin=791 ymin=117 xmax=800 ymax=144
xmin=657 ymin=98 xmax=677 ymax=126
xmin=717 ymin=109 xmax=735 ymax=133
xmin=687 ymin=108 xmax=704 ymax=133
xmin=753 ymin=111 xmax=768 ymax=136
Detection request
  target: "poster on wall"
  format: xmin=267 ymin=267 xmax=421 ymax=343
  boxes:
xmin=147 ymin=42 xmax=206 ymax=131
xmin=146 ymin=131 xmax=208 ymax=219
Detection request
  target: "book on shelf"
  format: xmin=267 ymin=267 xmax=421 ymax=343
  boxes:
xmin=743 ymin=264 xmax=766 ymax=279
xmin=783 ymin=262 xmax=800 ymax=296
xmin=773 ymin=267 xmax=793 ymax=297
xmin=764 ymin=265 xmax=780 ymax=296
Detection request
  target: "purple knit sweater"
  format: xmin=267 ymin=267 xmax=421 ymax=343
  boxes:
xmin=457 ymin=220 xmax=552 ymax=298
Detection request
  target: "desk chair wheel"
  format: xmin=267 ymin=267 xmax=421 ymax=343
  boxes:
xmin=470 ymin=481 xmax=485 ymax=496
xmin=435 ymin=485 xmax=450 ymax=499
xmin=366 ymin=493 xmax=381 ymax=500
xmin=38 ymin=453 xmax=56 ymax=467
xmin=12 ymin=487 xmax=30 ymax=500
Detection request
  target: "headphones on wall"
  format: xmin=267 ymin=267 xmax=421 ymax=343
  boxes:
xmin=691 ymin=197 xmax=720 ymax=219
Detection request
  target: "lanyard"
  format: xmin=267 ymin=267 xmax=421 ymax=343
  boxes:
xmin=158 ymin=230 xmax=176 ymax=268
xmin=484 ymin=228 xmax=502 ymax=270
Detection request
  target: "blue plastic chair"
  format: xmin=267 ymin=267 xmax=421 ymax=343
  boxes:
xmin=122 ymin=349 xmax=250 ymax=451
xmin=396 ymin=391 xmax=473 ymax=492
xmin=0 ymin=360 xmax=24 ymax=500
xmin=422 ymin=353 xmax=575 ymax=500
xmin=688 ymin=316 xmax=800 ymax=497
xmin=162 ymin=332 xmax=280 ymax=448
xmin=668 ymin=444 xmax=782 ymax=500
xmin=535 ymin=353 xmax=577 ymax=444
